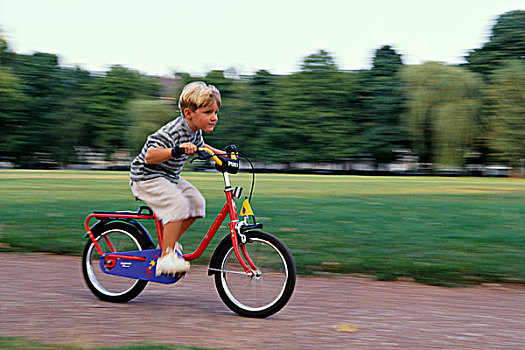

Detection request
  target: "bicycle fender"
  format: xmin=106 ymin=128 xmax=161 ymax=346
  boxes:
xmin=122 ymin=218 xmax=155 ymax=247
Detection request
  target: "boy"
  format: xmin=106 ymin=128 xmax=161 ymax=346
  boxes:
xmin=130 ymin=81 xmax=223 ymax=275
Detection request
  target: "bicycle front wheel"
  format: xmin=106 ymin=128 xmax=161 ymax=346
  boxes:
xmin=213 ymin=231 xmax=296 ymax=318
xmin=82 ymin=221 xmax=153 ymax=303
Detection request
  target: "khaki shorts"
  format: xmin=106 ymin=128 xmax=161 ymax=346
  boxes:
xmin=131 ymin=177 xmax=205 ymax=224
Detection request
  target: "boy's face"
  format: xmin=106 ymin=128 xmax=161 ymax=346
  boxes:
xmin=185 ymin=100 xmax=219 ymax=133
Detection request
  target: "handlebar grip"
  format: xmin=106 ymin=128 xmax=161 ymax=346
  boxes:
xmin=198 ymin=147 xmax=223 ymax=166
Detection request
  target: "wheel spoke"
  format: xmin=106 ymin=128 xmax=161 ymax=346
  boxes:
xmin=208 ymin=267 xmax=251 ymax=275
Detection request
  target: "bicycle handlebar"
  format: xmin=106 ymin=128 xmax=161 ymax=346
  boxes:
xmin=186 ymin=144 xmax=255 ymax=201
xmin=185 ymin=145 xmax=240 ymax=174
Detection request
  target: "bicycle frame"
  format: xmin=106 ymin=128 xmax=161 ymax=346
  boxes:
xmin=84 ymin=171 xmax=257 ymax=276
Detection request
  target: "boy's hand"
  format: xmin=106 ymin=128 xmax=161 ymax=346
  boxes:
xmin=179 ymin=142 xmax=197 ymax=156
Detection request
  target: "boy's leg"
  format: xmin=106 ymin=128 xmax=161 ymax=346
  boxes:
xmin=157 ymin=218 xmax=193 ymax=275
xmin=160 ymin=177 xmax=205 ymax=257
xmin=180 ymin=217 xmax=197 ymax=238
xmin=132 ymin=178 xmax=201 ymax=274
xmin=161 ymin=220 xmax=182 ymax=256
xmin=161 ymin=217 xmax=198 ymax=257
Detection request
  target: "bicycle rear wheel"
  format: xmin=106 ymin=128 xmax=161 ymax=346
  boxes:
xmin=82 ymin=221 xmax=153 ymax=303
xmin=213 ymin=231 xmax=296 ymax=318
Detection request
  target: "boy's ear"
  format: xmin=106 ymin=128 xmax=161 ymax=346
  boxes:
xmin=183 ymin=108 xmax=192 ymax=119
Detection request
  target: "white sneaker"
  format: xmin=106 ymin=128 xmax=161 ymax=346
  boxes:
xmin=175 ymin=242 xmax=183 ymax=256
xmin=155 ymin=247 xmax=190 ymax=276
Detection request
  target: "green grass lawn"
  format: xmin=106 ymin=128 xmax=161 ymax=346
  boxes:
xmin=1 ymin=169 xmax=524 ymax=286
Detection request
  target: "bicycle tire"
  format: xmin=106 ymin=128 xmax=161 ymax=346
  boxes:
xmin=82 ymin=221 xmax=154 ymax=303
xmin=213 ymin=230 xmax=296 ymax=318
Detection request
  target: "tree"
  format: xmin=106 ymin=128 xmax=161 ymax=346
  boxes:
xmin=270 ymin=50 xmax=360 ymax=162
xmin=465 ymin=10 xmax=525 ymax=76
xmin=358 ymin=45 xmax=407 ymax=164
xmin=82 ymin=65 xmax=161 ymax=153
xmin=2 ymin=52 xmax=68 ymax=166
xmin=300 ymin=49 xmax=338 ymax=73
xmin=400 ymin=62 xmax=484 ymax=168
xmin=483 ymin=60 xmax=525 ymax=165
xmin=49 ymin=66 xmax=93 ymax=164
xmin=0 ymin=36 xmax=9 ymax=65
xmin=370 ymin=45 xmax=403 ymax=77
xmin=245 ymin=70 xmax=278 ymax=159
xmin=0 ymin=66 xmax=29 ymax=161
xmin=197 ymin=70 xmax=253 ymax=151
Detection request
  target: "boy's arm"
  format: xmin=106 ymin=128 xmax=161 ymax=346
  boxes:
xmin=145 ymin=143 xmax=229 ymax=164
xmin=145 ymin=147 xmax=172 ymax=164
xmin=145 ymin=142 xmax=197 ymax=164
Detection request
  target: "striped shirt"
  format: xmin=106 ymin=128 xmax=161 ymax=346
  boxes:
xmin=130 ymin=117 xmax=204 ymax=184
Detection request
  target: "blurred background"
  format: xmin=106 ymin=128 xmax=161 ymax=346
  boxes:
xmin=0 ymin=3 xmax=523 ymax=176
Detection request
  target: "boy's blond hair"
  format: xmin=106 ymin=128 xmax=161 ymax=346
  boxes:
xmin=178 ymin=81 xmax=221 ymax=115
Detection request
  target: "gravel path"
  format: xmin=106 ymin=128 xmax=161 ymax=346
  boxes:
xmin=1 ymin=252 xmax=524 ymax=349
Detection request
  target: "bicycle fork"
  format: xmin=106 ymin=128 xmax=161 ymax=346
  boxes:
xmin=228 ymin=221 xmax=259 ymax=276
xmin=224 ymin=172 xmax=259 ymax=277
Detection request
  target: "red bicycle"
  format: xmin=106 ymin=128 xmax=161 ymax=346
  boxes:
xmin=81 ymin=145 xmax=296 ymax=318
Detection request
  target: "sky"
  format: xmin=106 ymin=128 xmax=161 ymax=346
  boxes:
xmin=0 ymin=0 xmax=523 ymax=77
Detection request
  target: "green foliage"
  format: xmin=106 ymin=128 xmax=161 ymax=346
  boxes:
xmin=244 ymin=70 xmax=279 ymax=159
xmin=127 ymin=100 xmax=178 ymax=154
xmin=466 ymin=10 xmax=525 ymax=76
xmin=175 ymin=60 xmax=363 ymax=163
xmin=300 ymin=49 xmax=338 ymax=72
xmin=370 ymin=45 xmax=403 ymax=77
xmin=200 ymin=70 xmax=254 ymax=152
xmin=0 ymin=36 xmax=10 ymax=65
xmin=82 ymin=65 xmax=161 ymax=152
xmin=358 ymin=45 xmax=407 ymax=163
xmin=0 ymin=66 xmax=28 ymax=158
xmin=1 ymin=52 xmax=68 ymax=165
xmin=483 ymin=60 xmax=525 ymax=165
xmin=274 ymin=65 xmax=360 ymax=162
xmin=0 ymin=48 xmax=162 ymax=165
xmin=400 ymin=62 xmax=483 ymax=168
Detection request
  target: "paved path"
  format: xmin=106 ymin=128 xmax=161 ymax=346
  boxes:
xmin=1 ymin=252 xmax=524 ymax=349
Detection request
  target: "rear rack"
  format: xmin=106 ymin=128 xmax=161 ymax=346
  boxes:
xmin=92 ymin=205 xmax=154 ymax=218
xmin=83 ymin=206 xmax=158 ymax=250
